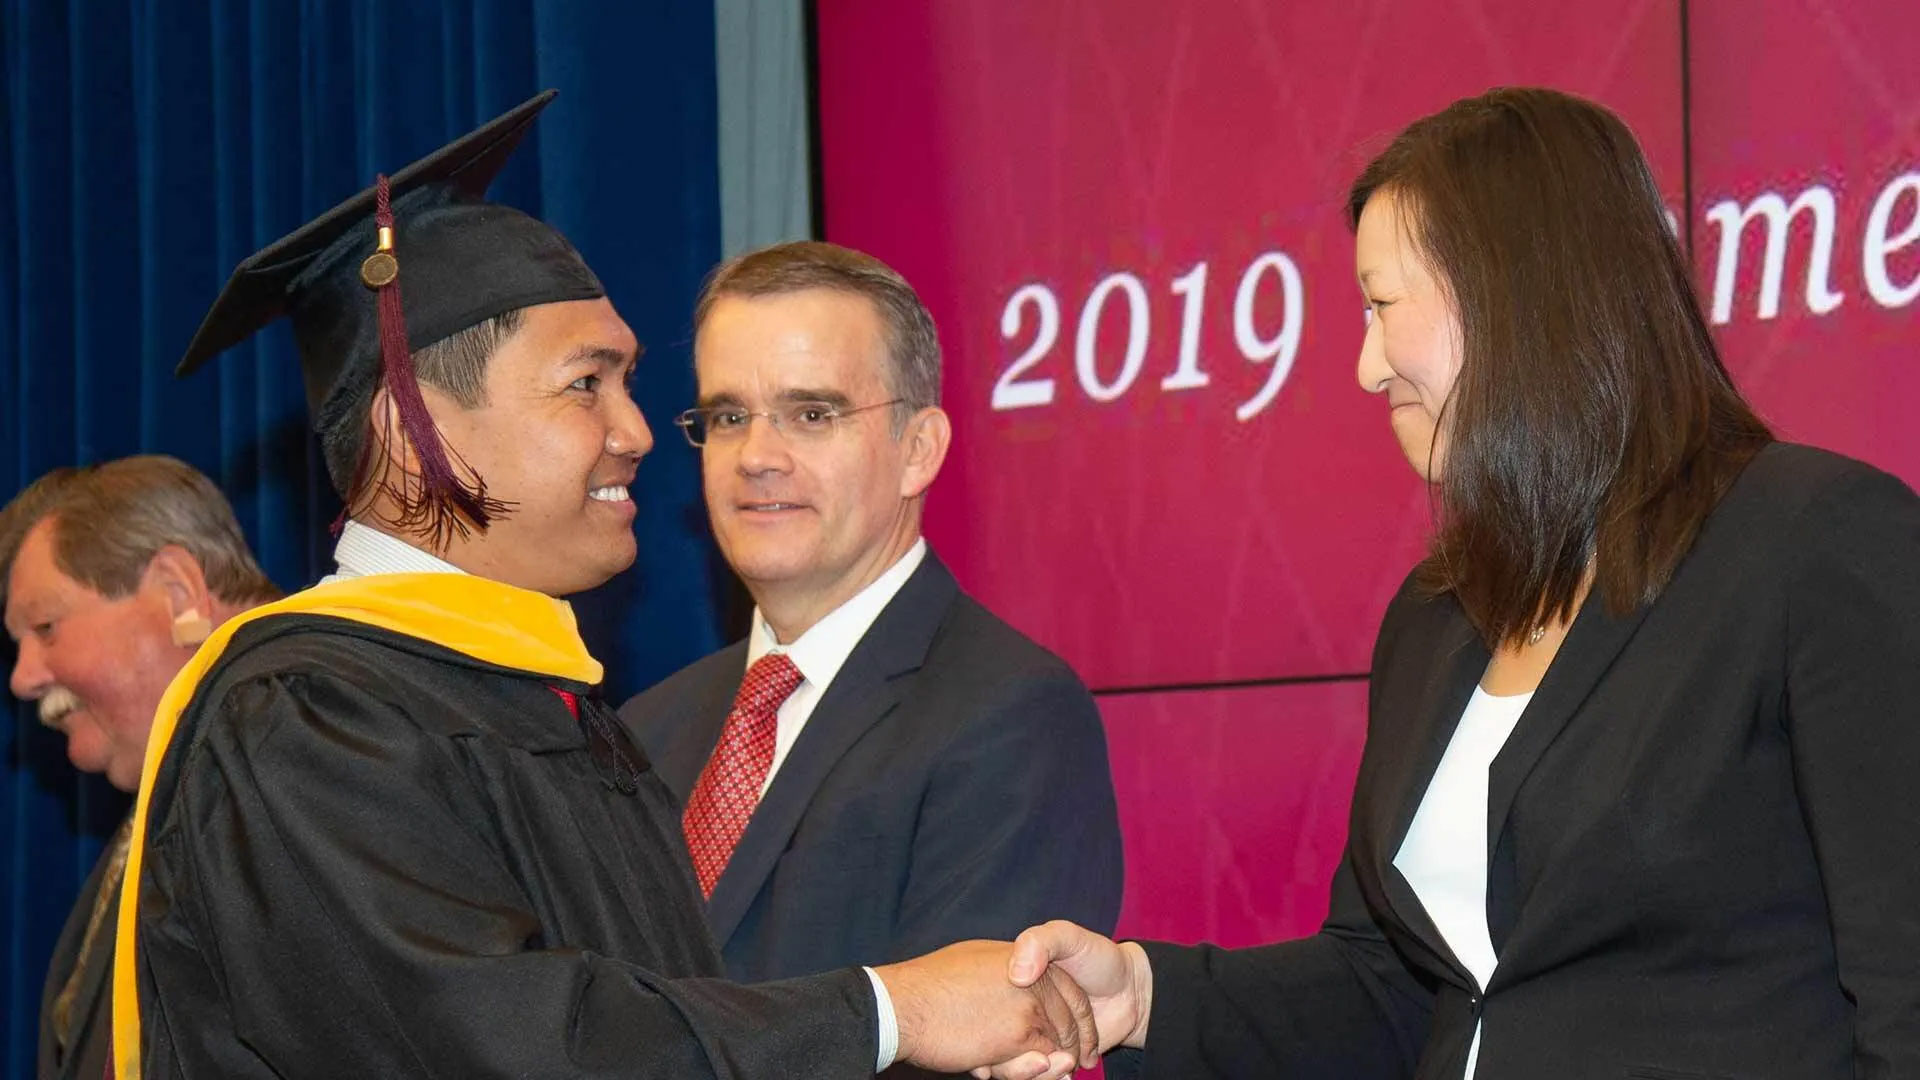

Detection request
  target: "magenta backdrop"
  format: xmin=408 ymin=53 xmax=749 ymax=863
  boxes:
xmin=1101 ymin=682 xmax=1369 ymax=947
xmin=1688 ymin=0 xmax=1920 ymax=476
xmin=817 ymin=1 xmax=1684 ymax=690
xmin=815 ymin=0 xmax=1920 ymax=950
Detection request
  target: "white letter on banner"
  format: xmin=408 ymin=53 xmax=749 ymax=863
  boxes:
xmin=993 ymin=283 xmax=1060 ymax=410
xmin=1076 ymin=272 xmax=1150 ymax=403
xmin=1233 ymin=252 xmax=1303 ymax=422
xmin=1162 ymin=262 xmax=1212 ymax=390
xmin=1705 ymin=186 xmax=1845 ymax=323
xmin=1864 ymin=172 xmax=1920 ymax=309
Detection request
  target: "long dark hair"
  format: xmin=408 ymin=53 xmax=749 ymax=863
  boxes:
xmin=1348 ymin=87 xmax=1772 ymax=647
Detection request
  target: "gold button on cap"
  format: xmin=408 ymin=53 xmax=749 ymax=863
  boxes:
xmin=361 ymin=251 xmax=398 ymax=288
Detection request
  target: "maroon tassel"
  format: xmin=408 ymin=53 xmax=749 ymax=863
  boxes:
xmin=339 ymin=175 xmax=509 ymax=547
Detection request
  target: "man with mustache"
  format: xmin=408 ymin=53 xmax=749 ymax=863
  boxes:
xmin=1 ymin=454 xmax=279 ymax=1080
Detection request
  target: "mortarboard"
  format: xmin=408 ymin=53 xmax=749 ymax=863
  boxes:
xmin=176 ymin=89 xmax=604 ymax=539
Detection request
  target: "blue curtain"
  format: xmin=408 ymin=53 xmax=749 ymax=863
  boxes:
xmin=0 ymin=3 xmax=726 ymax=1072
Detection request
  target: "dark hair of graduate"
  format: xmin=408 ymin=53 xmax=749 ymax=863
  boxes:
xmin=324 ymin=306 xmax=524 ymax=547
xmin=1347 ymin=87 xmax=1773 ymax=648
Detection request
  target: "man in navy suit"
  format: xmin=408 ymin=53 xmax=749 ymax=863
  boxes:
xmin=621 ymin=242 xmax=1123 ymax=1006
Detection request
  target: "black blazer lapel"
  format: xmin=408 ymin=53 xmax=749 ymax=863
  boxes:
xmin=1484 ymin=593 xmax=1653 ymax=954
xmin=704 ymin=554 xmax=960 ymax=945
xmin=1358 ymin=600 xmax=1487 ymax=984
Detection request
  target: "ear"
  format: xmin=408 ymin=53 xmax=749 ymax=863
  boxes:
xmin=140 ymin=545 xmax=215 ymax=646
xmin=366 ymin=387 xmax=422 ymax=479
xmin=897 ymin=406 xmax=951 ymax=500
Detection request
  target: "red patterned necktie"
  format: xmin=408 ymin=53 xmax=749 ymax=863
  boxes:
xmin=682 ymin=651 xmax=805 ymax=897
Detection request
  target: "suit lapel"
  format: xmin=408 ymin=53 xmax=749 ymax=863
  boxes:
xmin=1359 ymin=599 xmax=1486 ymax=980
xmin=1357 ymin=585 xmax=1656 ymax=979
xmin=652 ymin=644 xmax=749 ymax=802
xmin=1384 ymin=611 xmax=1487 ymax=863
xmin=44 ymin=829 xmax=125 ymax=1079
xmin=66 ymin=873 xmax=123 ymax=1073
xmin=1484 ymin=592 xmax=1653 ymax=948
xmin=704 ymin=555 xmax=959 ymax=945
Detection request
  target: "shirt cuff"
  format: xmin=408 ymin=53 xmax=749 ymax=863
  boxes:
xmin=864 ymin=965 xmax=900 ymax=1071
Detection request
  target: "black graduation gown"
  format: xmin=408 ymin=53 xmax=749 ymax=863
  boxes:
xmin=132 ymin=614 xmax=877 ymax=1079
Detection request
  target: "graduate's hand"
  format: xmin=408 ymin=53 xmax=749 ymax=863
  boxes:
xmin=993 ymin=920 xmax=1154 ymax=1061
xmin=876 ymin=939 xmax=1097 ymax=1077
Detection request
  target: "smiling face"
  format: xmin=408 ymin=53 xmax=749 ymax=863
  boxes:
xmin=5 ymin=519 xmax=187 ymax=791
xmin=1354 ymin=190 xmax=1465 ymax=482
xmin=694 ymin=289 xmax=946 ymax=636
xmin=423 ymin=297 xmax=654 ymax=597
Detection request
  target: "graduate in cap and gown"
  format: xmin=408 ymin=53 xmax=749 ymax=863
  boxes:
xmin=110 ymin=93 xmax=1099 ymax=1080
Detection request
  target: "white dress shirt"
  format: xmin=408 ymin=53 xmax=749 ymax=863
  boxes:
xmin=318 ymin=519 xmax=467 ymax=582
xmin=1393 ymin=685 xmax=1535 ymax=1080
xmin=744 ymin=537 xmax=927 ymax=795
xmin=320 ymin=520 xmax=906 ymax=1071
xmin=741 ymin=537 xmax=926 ymax=1068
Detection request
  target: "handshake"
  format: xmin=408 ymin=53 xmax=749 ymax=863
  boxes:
xmin=873 ymin=921 xmax=1156 ymax=1079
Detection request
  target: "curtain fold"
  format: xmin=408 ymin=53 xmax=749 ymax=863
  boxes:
xmin=1 ymin=6 xmax=725 ymax=1072
xmin=714 ymin=0 xmax=812 ymax=258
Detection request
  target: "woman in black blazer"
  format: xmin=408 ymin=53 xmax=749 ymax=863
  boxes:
xmin=993 ymin=88 xmax=1920 ymax=1080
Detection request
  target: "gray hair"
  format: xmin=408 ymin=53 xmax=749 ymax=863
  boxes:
xmin=0 ymin=455 xmax=280 ymax=608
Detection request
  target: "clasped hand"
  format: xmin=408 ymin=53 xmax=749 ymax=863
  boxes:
xmin=876 ymin=922 xmax=1153 ymax=1080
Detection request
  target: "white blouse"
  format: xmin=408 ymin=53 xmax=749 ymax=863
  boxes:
xmin=1393 ymin=685 xmax=1535 ymax=1079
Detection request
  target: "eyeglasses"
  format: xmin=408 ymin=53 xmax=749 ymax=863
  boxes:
xmin=673 ymin=399 xmax=904 ymax=447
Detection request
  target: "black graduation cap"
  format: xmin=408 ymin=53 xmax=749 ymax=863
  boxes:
xmin=177 ymin=89 xmax=604 ymax=536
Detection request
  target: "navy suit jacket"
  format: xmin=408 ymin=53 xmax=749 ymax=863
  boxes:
xmin=621 ymin=552 xmax=1124 ymax=984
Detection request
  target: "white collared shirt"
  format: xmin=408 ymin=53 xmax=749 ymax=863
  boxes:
xmin=318 ymin=520 xmax=467 ymax=582
xmin=739 ymin=538 xmax=925 ymax=1070
xmin=744 ymin=537 xmax=927 ymax=795
xmin=1394 ymin=685 xmax=1535 ymax=1080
